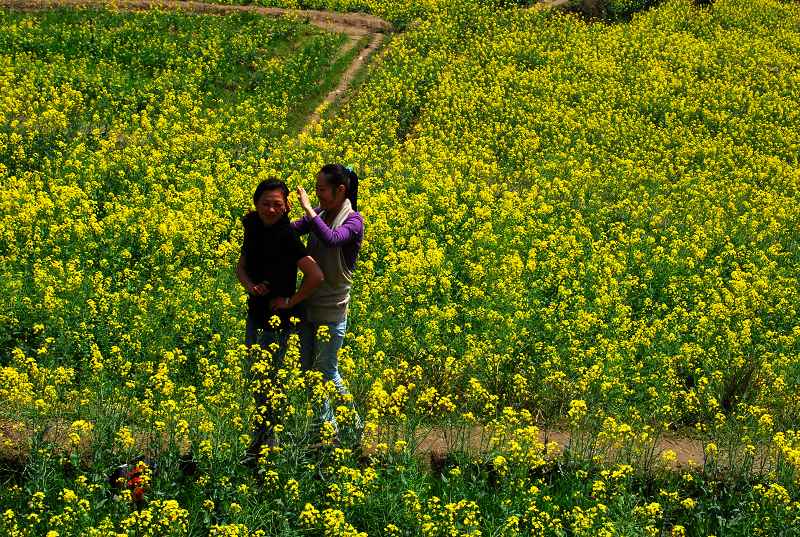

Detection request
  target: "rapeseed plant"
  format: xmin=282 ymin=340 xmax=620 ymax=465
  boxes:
xmin=1 ymin=0 xmax=799 ymax=534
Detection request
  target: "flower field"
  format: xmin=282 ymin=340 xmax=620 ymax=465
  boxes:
xmin=1 ymin=0 xmax=800 ymax=535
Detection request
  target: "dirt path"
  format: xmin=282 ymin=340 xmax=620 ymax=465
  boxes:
xmin=2 ymin=417 xmax=708 ymax=473
xmin=411 ymin=425 xmax=707 ymax=470
xmin=302 ymin=31 xmax=384 ymax=132
xmin=538 ymin=0 xmax=571 ymax=8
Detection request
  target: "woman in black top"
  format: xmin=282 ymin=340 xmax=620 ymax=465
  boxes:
xmin=235 ymin=179 xmax=323 ymax=460
xmin=237 ymin=179 xmax=323 ymax=344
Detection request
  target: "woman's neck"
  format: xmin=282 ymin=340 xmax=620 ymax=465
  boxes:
xmin=325 ymin=202 xmax=344 ymax=222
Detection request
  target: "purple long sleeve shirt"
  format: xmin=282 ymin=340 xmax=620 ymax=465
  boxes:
xmin=291 ymin=208 xmax=364 ymax=272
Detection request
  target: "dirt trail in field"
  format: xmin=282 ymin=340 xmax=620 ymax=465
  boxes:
xmin=301 ymin=31 xmax=383 ymax=131
xmin=1 ymin=0 xmax=391 ymax=128
xmin=411 ymin=425 xmax=707 ymax=470
xmin=2 ymin=417 xmax=708 ymax=473
xmin=536 ymin=0 xmax=571 ymax=8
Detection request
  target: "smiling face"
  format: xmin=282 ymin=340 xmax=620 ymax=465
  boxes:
xmin=255 ymin=188 xmax=287 ymax=226
xmin=315 ymin=172 xmax=346 ymax=211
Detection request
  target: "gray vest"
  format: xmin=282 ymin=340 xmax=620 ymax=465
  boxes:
xmin=306 ymin=199 xmax=354 ymax=323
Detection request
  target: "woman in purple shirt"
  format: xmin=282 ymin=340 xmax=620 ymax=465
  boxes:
xmin=293 ymin=164 xmax=364 ymax=439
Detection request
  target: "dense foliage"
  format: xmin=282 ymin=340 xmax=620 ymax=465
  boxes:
xmin=1 ymin=0 xmax=799 ymax=535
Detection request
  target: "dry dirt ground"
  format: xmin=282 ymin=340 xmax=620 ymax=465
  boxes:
xmin=2 ymin=417 xmax=707 ymax=473
xmin=301 ymin=31 xmax=384 ymax=131
xmin=411 ymin=425 xmax=707 ymax=470
xmin=0 ymin=0 xmax=391 ymax=33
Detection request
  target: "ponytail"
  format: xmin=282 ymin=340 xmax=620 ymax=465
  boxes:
xmin=345 ymin=166 xmax=359 ymax=212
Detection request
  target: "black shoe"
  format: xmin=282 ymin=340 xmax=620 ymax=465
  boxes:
xmin=241 ymin=453 xmax=259 ymax=470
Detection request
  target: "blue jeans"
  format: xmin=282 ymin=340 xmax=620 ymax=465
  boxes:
xmin=299 ymin=317 xmax=350 ymax=429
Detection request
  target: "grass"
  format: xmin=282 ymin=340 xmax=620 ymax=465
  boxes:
xmin=316 ymin=33 xmax=390 ymax=129
xmin=285 ymin=33 xmax=372 ymax=134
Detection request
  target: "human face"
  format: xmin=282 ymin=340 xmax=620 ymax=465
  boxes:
xmin=315 ymin=173 xmax=346 ymax=211
xmin=256 ymin=189 xmax=287 ymax=226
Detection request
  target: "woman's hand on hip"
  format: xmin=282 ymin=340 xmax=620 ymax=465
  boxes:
xmin=270 ymin=296 xmax=292 ymax=310
xmin=250 ymin=282 xmax=269 ymax=296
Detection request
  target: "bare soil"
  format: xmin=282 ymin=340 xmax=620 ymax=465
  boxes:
xmin=409 ymin=425 xmax=706 ymax=470
xmin=302 ymin=32 xmax=384 ymax=131
xmin=3 ymin=417 xmax=707 ymax=472
xmin=0 ymin=419 xmax=31 ymax=464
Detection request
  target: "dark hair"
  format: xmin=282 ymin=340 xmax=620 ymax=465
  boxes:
xmin=253 ymin=178 xmax=289 ymax=205
xmin=319 ymin=164 xmax=359 ymax=211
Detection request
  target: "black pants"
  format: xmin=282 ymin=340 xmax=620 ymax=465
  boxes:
xmin=245 ymin=315 xmax=290 ymax=458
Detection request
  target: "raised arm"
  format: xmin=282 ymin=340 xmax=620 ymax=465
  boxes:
xmin=291 ymin=188 xmax=323 ymax=236
xmin=291 ymin=216 xmax=311 ymax=236
xmin=306 ymin=213 xmax=363 ymax=247
xmin=295 ymin=185 xmax=363 ymax=247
